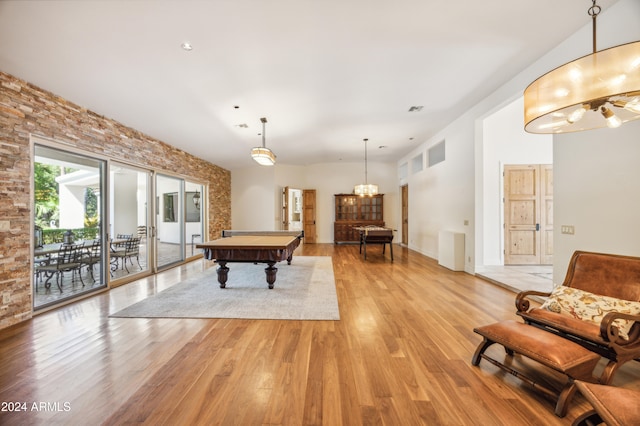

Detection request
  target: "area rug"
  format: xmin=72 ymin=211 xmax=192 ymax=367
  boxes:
xmin=110 ymin=256 xmax=339 ymax=320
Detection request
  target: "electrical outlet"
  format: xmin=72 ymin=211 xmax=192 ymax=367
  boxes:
xmin=2 ymin=292 xmax=10 ymax=305
xmin=561 ymin=225 xmax=575 ymax=235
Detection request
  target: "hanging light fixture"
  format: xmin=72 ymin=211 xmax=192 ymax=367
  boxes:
xmin=524 ymin=0 xmax=640 ymax=133
xmin=353 ymin=138 xmax=378 ymax=196
xmin=251 ymin=117 xmax=276 ymax=166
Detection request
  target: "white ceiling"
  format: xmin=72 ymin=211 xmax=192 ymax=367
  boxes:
xmin=0 ymin=0 xmax=618 ymax=169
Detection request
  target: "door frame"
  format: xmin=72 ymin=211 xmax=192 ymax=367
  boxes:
xmin=282 ymin=186 xmax=289 ymax=230
xmin=109 ymin=161 xmax=154 ymax=285
xmin=31 ymin=136 xmax=110 ymax=310
xmin=302 ymin=189 xmax=316 ymax=243
xmin=153 ymin=173 xmax=207 ymax=272
xmin=401 ymin=184 xmax=408 ymax=246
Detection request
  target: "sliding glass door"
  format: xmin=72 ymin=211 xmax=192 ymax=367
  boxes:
xmin=33 ymin=142 xmax=207 ymax=309
xmin=155 ymin=175 xmax=205 ymax=269
xmin=156 ymin=174 xmax=184 ymax=268
xmin=109 ymin=163 xmax=151 ymax=282
xmin=33 ymin=144 xmax=107 ymax=309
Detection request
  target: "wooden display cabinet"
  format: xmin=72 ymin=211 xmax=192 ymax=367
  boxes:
xmin=334 ymin=193 xmax=384 ymax=243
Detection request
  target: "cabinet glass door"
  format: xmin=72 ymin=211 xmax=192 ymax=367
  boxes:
xmin=371 ymin=196 xmax=382 ymax=221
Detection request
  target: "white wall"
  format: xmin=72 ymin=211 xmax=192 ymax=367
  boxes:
xmin=553 ymin=120 xmax=640 ymax=283
xmin=481 ymin=97 xmax=553 ymax=266
xmin=231 ymin=165 xmax=277 ymax=230
xmin=233 ymin=161 xmax=398 ymax=243
xmin=398 ymin=118 xmax=475 ymax=266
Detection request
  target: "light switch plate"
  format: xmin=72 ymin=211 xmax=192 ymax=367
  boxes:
xmin=561 ymin=225 xmax=575 ymax=235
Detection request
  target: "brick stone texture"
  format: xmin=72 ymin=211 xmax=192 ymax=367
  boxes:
xmin=0 ymin=71 xmax=231 ymax=329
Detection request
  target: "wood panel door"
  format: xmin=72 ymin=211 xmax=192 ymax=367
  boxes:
xmin=282 ymin=186 xmax=289 ymax=231
xmin=302 ymin=189 xmax=316 ymax=243
xmin=504 ymin=164 xmax=553 ymax=265
xmin=401 ymin=185 xmax=408 ymax=245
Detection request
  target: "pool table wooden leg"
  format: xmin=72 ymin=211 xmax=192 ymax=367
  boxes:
xmin=265 ymin=262 xmax=278 ymax=289
xmin=216 ymin=261 xmax=229 ymax=288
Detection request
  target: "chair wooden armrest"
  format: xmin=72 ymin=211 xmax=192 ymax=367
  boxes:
xmin=515 ymin=290 xmax=551 ymax=313
xmin=600 ymin=311 xmax=640 ymax=343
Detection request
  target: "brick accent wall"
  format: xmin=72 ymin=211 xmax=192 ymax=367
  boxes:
xmin=0 ymin=71 xmax=231 ymax=329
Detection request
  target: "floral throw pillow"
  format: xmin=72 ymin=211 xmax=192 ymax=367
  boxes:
xmin=540 ymin=285 xmax=640 ymax=340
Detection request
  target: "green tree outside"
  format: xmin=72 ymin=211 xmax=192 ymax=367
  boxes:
xmin=34 ymin=163 xmax=60 ymax=228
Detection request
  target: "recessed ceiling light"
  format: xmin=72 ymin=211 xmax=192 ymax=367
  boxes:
xmin=181 ymin=42 xmax=193 ymax=51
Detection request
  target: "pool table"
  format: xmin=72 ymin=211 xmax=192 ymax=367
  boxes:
xmin=196 ymin=230 xmax=304 ymax=288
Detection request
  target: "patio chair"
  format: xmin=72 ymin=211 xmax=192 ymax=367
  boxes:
xmin=111 ymin=237 xmax=141 ymax=273
xmin=35 ymin=243 xmax=85 ymax=291
xmin=82 ymin=240 xmax=101 ymax=281
xmin=34 ymin=252 xmax=52 ymax=290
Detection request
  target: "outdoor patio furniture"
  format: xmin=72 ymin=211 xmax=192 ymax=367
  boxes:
xmin=82 ymin=240 xmax=101 ymax=281
xmin=35 ymin=243 xmax=85 ymax=291
xmin=111 ymin=237 xmax=141 ymax=274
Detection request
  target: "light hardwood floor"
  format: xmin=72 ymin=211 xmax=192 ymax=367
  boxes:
xmin=2 ymin=244 xmax=639 ymax=425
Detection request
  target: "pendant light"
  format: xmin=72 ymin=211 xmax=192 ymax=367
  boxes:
xmin=524 ymin=0 xmax=640 ymax=133
xmin=353 ymin=138 xmax=378 ymax=196
xmin=251 ymin=117 xmax=276 ymax=166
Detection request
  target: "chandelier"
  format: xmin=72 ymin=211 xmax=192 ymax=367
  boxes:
xmin=251 ymin=117 xmax=276 ymax=166
xmin=524 ymin=0 xmax=640 ymax=133
xmin=353 ymin=138 xmax=378 ymax=196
